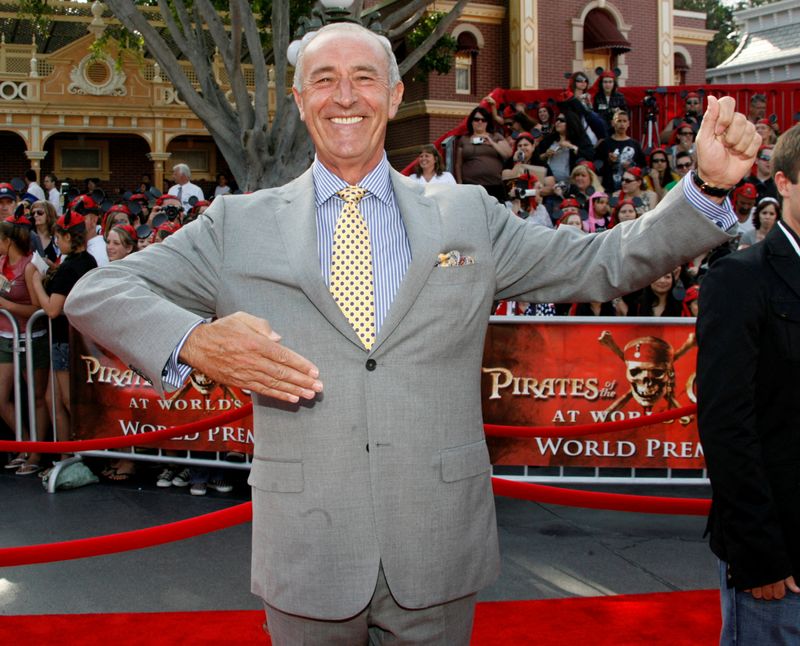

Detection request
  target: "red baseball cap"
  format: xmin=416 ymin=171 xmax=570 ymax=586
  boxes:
xmin=734 ymin=183 xmax=758 ymax=200
xmin=56 ymin=210 xmax=86 ymax=232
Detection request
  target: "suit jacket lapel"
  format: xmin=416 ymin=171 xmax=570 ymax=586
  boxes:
xmin=273 ymin=168 xmax=363 ymax=349
xmin=766 ymin=225 xmax=800 ymax=300
xmin=371 ymin=170 xmax=441 ymax=353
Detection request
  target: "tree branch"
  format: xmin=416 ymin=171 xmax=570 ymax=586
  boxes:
xmin=381 ymin=0 xmax=429 ymax=32
xmin=237 ymin=0 xmax=270 ymax=130
xmin=397 ymin=0 xmax=467 ymax=77
xmin=268 ymin=0 xmax=290 ymax=128
xmin=225 ymin=0 xmax=255 ymax=128
xmin=387 ymin=8 xmax=425 ymax=40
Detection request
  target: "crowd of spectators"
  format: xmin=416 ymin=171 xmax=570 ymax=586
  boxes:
xmin=410 ymin=80 xmax=789 ymax=321
xmin=0 ymin=165 xmax=232 ymax=492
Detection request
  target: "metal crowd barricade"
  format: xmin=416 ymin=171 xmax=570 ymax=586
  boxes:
xmin=0 ymin=307 xmax=24 ymax=441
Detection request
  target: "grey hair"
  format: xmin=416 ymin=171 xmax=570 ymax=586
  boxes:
xmin=172 ymin=163 xmax=191 ymax=179
xmin=292 ymin=22 xmax=401 ymax=92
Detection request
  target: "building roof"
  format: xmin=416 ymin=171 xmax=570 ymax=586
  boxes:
xmin=707 ymin=0 xmax=800 ymax=80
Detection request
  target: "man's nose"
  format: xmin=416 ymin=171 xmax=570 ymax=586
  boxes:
xmin=334 ymin=78 xmax=356 ymax=107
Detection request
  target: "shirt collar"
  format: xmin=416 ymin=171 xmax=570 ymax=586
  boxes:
xmin=312 ymin=153 xmax=394 ymax=207
xmin=778 ymin=221 xmax=800 ymax=259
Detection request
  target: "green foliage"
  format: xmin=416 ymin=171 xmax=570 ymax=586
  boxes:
xmin=17 ymin=0 xmax=53 ymax=38
xmin=405 ymin=12 xmax=457 ymax=82
xmin=89 ymin=28 xmax=146 ymax=70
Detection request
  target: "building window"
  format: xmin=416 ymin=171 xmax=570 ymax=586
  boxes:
xmin=455 ymin=52 xmax=472 ymax=94
xmin=54 ymin=140 xmax=110 ymax=180
xmin=582 ymin=8 xmax=630 ymax=79
xmin=455 ymin=32 xmax=479 ymax=95
xmin=674 ymin=52 xmax=689 ymax=85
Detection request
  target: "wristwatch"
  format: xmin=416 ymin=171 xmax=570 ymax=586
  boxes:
xmin=691 ymin=171 xmax=732 ymax=198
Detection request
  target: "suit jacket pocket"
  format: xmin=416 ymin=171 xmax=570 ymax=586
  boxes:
xmin=248 ymin=457 xmax=304 ymax=493
xmin=441 ymin=439 xmax=490 ymax=482
xmin=427 ymin=263 xmax=481 ymax=285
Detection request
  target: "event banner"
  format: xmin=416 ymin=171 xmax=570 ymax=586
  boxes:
xmin=70 ymin=331 xmax=254 ymax=453
xmin=482 ymin=319 xmax=703 ymax=469
xmin=70 ymin=319 xmax=702 ymax=466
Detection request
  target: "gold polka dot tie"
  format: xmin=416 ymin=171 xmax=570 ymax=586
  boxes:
xmin=330 ymin=186 xmax=375 ymax=350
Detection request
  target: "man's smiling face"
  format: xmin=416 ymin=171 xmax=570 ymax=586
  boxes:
xmin=293 ymin=29 xmax=404 ymax=183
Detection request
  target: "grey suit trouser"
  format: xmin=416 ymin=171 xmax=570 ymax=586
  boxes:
xmin=263 ymin=564 xmax=477 ymax=645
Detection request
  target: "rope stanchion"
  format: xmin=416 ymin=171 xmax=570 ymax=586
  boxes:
xmin=492 ymin=478 xmax=710 ymax=516
xmin=484 ymin=405 xmax=697 ymax=438
xmin=0 ymin=502 xmax=253 ymax=568
xmin=0 ymin=403 xmax=254 ymax=453
xmin=0 ymin=480 xmax=711 ymax=568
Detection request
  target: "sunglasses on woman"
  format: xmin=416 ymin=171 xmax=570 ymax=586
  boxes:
xmin=472 ymin=117 xmax=486 ymax=122
xmin=622 ymin=177 xmax=637 ymax=184
xmin=678 ymin=130 xmax=693 ymax=136
xmin=651 ymin=158 xmax=667 ymax=163
xmin=31 ymin=209 xmax=46 ymax=215
xmin=555 ymin=117 xmax=567 ymax=123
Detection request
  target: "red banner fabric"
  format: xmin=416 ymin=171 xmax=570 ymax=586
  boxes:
xmin=482 ymin=319 xmax=703 ymax=469
xmin=71 ymin=332 xmax=254 ymax=453
xmin=70 ymin=320 xmax=703 ymax=468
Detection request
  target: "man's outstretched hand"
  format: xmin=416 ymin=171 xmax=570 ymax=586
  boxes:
xmin=180 ymin=312 xmax=323 ymax=403
xmin=695 ymin=95 xmax=761 ymax=190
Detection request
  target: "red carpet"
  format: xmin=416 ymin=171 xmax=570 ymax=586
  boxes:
xmin=0 ymin=590 xmax=721 ymax=645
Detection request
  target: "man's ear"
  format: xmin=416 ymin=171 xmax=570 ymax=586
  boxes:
xmin=388 ymin=81 xmax=404 ymax=120
xmin=292 ymin=87 xmax=306 ymax=122
xmin=775 ymin=171 xmax=791 ymax=199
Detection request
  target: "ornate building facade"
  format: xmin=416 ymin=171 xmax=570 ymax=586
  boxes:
xmin=0 ymin=1 xmax=714 ymax=190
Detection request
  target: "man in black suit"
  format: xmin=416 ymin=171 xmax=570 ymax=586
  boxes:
xmin=697 ymin=123 xmax=800 ymax=643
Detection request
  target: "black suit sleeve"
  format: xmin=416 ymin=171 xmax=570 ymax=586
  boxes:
xmin=696 ymin=256 xmax=793 ymax=589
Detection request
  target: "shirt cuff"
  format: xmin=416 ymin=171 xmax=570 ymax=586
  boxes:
xmin=682 ymin=172 xmax=737 ymax=232
xmin=161 ymin=320 xmax=205 ymax=392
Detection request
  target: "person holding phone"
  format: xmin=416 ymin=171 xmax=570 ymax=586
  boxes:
xmin=455 ymin=105 xmax=512 ymax=202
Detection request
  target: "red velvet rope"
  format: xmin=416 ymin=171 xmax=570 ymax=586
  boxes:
xmin=492 ymin=478 xmax=710 ymax=516
xmin=0 ymin=502 xmax=253 ymax=567
xmin=0 ymin=480 xmax=711 ymax=567
xmin=0 ymin=403 xmax=254 ymax=453
xmin=0 ymin=403 xmax=695 ymax=453
xmin=484 ymin=405 xmax=697 ymax=438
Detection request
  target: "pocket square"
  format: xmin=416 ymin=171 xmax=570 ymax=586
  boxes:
xmin=436 ymin=251 xmax=475 ymax=267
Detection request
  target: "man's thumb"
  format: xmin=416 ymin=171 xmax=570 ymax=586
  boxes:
xmin=697 ymin=95 xmax=719 ymax=143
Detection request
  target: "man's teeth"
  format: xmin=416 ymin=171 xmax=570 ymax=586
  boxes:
xmin=331 ymin=116 xmax=363 ymax=124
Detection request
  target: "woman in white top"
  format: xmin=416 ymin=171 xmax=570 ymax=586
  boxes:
xmin=409 ymin=144 xmax=456 ymax=185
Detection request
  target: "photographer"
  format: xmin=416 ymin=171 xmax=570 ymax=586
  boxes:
xmin=148 ymin=194 xmax=184 ymax=228
xmin=501 ymin=132 xmax=540 ymax=181
xmin=455 ymin=105 xmax=512 ymax=203
xmin=504 ymin=173 xmax=551 ymax=229
xmin=660 ymin=92 xmax=703 ymax=144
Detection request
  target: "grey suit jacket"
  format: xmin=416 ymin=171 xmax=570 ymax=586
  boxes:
xmin=65 ymin=168 xmax=730 ymax=619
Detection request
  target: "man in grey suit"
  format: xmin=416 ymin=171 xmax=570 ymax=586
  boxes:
xmin=66 ymin=22 xmax=760 ymax=645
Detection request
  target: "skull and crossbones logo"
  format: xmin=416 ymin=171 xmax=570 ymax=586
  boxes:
xmin=598 ymin=331 xmax=695 ymax=414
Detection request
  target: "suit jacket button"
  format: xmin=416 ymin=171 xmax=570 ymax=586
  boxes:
xmin=365 ymin=359 xmax=377 ymax=371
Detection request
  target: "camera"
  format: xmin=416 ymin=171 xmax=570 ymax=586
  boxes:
xmin=163 ymin=205 xmax=181 ymax=221
xmin=642 ymin=89 xmax=659 ymax=113
xmin=518 ymin=188 xmax=536 ymax=199
xmin=471 ymin=136 xmax=484 ymax=145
